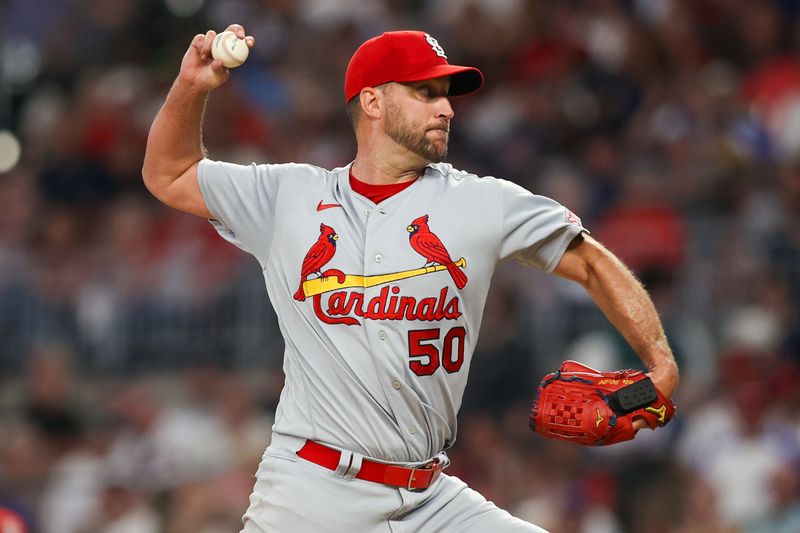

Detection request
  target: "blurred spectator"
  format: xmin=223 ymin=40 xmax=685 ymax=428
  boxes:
xmin=744 ymin=463 xmax=800 ymax=533
xmin=83 ymin=484 xmax=160 ymax=533
xmin=678 ymin=335 xmax=800 ymax=527
xmin=672 ymin=472 xmax=736 ymax=533
xmin=593 ymin=158 xmax=687 ymax=275
xmin=460 ymin=277 xmax=534 ymax=415
xmin=0 ymin=422 xmax=47 ymax=528
xmin=213 ymin=374 xmax=273 ymax=471
xmin=23 ymin=344 xmax=81 ymax=434
xmin=37 ymin=421 xmax=102 ymax=533
xmin=103 ymin=379 xmax=233 ymax=492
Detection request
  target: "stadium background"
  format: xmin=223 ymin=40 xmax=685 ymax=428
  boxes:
xmin=1 ymin=0 xmax=800 ymax=531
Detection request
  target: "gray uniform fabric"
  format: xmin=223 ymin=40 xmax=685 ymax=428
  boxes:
xmin=197 ymin=159 xmax=586 ymax=531
xmin=240 ymin=433 xmax=547 ymax=533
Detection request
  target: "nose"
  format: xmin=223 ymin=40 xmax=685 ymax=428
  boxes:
xmin=437 ymin=97 xmax=454 ymax=120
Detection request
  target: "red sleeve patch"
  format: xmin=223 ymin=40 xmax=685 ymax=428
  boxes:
xmin=565 ymin=208 xmax=582 ymax=226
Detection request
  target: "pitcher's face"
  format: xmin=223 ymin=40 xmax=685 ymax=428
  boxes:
xmin=382 ymin=78 xmax=454 ymax=163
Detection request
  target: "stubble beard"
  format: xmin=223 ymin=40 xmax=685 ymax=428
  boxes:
xmin=384 ymin=101 xmax=449 ymax=163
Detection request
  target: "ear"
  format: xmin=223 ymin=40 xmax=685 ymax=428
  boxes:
xmin=360 ymin=86 xmax=384 ymax=120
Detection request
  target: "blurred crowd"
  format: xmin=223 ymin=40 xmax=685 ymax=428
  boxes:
xmin=2 ymin=0 xmax=800 ymax=531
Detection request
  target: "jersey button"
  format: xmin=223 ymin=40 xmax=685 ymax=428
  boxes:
xmin=378 ymin=330 xmax=387 ymax=340
xmin=365 ymin=208 xmax=372 ymax=217
xmin=408 ymin=426 xmax=417 ymax=435
xmin=392 ymin=380 xmax=401 ymax=390
xmin=374 ymin=254 xmax=383 ymax=263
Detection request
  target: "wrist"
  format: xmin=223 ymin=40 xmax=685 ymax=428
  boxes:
xmin=648 ymin=359 xmax=679 ymax=397
xmin=173 ymin=76 xmax=211 ymax=99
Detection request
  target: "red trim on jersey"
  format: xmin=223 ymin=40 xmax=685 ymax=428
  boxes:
xmin=349 ymin=169 xmax=417 ymax=204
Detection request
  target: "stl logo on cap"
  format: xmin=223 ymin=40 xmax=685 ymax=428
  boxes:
xmin=424 ymin=33 xmax=447 ymax=59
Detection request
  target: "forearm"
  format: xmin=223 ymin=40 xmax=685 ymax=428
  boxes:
xmin=579 ymin=242 xmax=679 ymax=396
xmin=142 ymin=78 xmax=208 ymax=195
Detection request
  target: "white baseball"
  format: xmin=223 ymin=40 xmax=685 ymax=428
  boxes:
xmin=211 ymin=31 xmax=249 ymax=68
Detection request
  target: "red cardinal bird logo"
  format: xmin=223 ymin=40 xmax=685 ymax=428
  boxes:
xmin=294 ymin=223 xmax=339 ymax=301
xmin=407 ymin=214 xmax=468 ymax=289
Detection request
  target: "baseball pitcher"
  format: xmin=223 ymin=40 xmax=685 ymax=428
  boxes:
xmin=142 ymin=24 xmax=679 ymax=533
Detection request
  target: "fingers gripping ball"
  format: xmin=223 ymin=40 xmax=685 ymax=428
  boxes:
xmin=211 ymin=31 xmax=249 ymax=68
xmin=530 ymin=360 xmax=676 ymax=446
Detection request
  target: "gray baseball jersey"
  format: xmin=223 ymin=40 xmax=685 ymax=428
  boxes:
xmin=197 ymin=159 xmax=586 ymax=463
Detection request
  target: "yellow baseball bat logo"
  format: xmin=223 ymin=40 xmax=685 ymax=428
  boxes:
xmin=302 ymin=258 xmax=467 ymax=298
xmin=595 ymin=409 xmax=603 ymax=427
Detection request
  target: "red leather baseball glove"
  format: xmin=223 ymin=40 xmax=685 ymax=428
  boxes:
xmin=530 ymin=360 xmax=676 ymax=446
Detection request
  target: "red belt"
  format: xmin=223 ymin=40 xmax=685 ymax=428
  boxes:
xmin=297 ymin=440 xmax=443 ymax=492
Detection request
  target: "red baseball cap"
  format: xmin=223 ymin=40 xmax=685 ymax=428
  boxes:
xmin=344 ymin=31 xmax=484 ymax=103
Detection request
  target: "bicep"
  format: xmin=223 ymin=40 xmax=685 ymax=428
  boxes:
xmin=157 ymin=161 xmax=213 ymax=219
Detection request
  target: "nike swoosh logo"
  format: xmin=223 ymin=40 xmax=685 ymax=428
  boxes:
xmin=317 ymin=201 xmax=343 ymax=211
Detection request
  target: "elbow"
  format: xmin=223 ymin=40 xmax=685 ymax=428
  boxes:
xmin=141 ymin=161 xmax=176 ymax=205
xmin=553 ymin=235 xmax=607 ymax=287
xmin=140 ymin=147 xmax=189 ymax=201
xmin=576 ymin=243 xmax=615 ymax=292
xmin=141 ymin=165 xmax=153 ymax=190
xmin=141 ymin=155 xmax=189 ymax=203
xmin=141 ymin=165 xmax=163 ymax=200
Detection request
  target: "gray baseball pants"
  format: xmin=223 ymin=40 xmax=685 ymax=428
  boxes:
xmin=239 ymin=433 xmax=547 ymax=533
